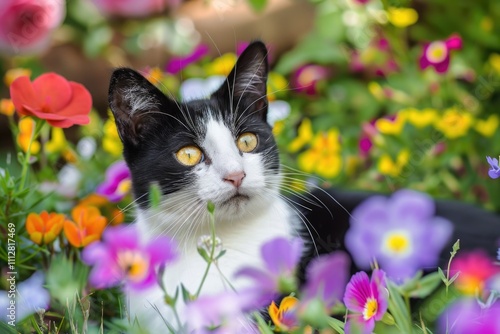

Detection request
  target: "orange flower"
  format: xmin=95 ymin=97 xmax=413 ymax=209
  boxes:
xmin=269 ymin=296 xmax=300 ymax=332
xmin=0 ymin=98 xmax=15 ymax=116
xmin=26 ymin=211 xmax=65 ymax=245
xmin=78 ymin=194 xmax=124 ymax=226
xmin=10 ymin=73 xmax=92 ymax=128
xmin=64 ymin=206 xmax=107 ymax=248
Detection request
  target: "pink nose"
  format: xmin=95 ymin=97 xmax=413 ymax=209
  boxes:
xmin=224 ymin=171 xmax=246 ymax=188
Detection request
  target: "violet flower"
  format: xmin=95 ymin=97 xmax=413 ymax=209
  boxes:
xmin=235 ymin=237 xmax=303 ymax=300
xmin=486 ymin=156 xmax=500 ymax=179
xmin=345 ymin=189 xmax=453 ymax=281
xmin=419 ymin=34 xmax=462 ymax=74
xmin=96 ymin=160 xmax=131 ymax=202
xmin=301 ymin=251 xmax=350 ymax=309
xmin=438 ymin=298 xmax=500 ymax=334
xmin=82 ymin=225 xmax=177 ymax=291
xmin=343 ymin=269 xmax=388 ymax=334
xmin=165 ymin=44 xmax=210 ymax=74
xmin=0 ymin=272 xmax=50 ymax=323
xmin=186 ymin=290 xmax=259 ymax=333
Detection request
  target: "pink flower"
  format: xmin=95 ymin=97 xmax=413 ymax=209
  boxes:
xmin=0 ymin=0 xmax=65 ymax=54
xmin=96 ymin=161 xmax=131 ymax=202
xmin=90 ymin=0 xmax=179 ymax=18
xmin=343 ymin=269 xmax=389 ymax=334
xmin=419 ymin=34 xmax=462 ymax=74
xmin=82 ymin=225 xmax=177 ymax=291
xmin=165 ymin=44 xmax=209 ymax=74
xmin=291 ymin=65 xmax=330 ymax=95
xmin=450 ymin=250 xmax=499 ymax=295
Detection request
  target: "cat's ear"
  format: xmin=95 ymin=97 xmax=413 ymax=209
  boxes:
xmin=108 ymin=68 xmax=168 ymax=146
xmin=215 ymin=41 xmax=269 ymax=119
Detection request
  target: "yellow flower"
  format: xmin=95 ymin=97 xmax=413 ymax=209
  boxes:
xmin=378 ymin=149 xmax=410 ymax=177
xmin=298 ymin=129 xmax=342 ymax=179
xmin=45 ymin=127 xmax=67 ymax=154
xmin=273 ymin=120 xmax=285 ymax=136
xmin=17 ymin=118 xmax=40 ymax=154
xmin=375 ymin=114 xmax=406 ymax=135
xmin=267 ymin=72 xmax=288 ymax=101
xmin=288 ymin=118 xmax=314 ymax=153
xmin=103 ymin=117 xmax=123 ymax=156
xmin=0 ymin=98 xmax=15 ymax=116
xmin=205 ymin=53 xmax=237 ymax=76
xmin=4 ymin=68 xmax=31 ymax=87
xmin=434 ymin=107 xmax=474 ymax=139
xmin=474 ymin=114 xmax=499 ymax=137
xmin=489 ymin=53 xmax=500 ymax=74
xmin=402 ymin=108 xmax=438 ymax=128
xmin=269 ymin=296 xmax=299 ymax=332
xmin=368 ymin=82 xmax=385 ymax=101
xmin=387 ymin=7 xmax=419 ymax=28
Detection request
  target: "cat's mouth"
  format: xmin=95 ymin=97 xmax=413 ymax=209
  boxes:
xmin=221 ymin=193 xmax=250 ymax=206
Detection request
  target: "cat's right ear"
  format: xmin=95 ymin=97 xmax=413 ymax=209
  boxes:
xmin=108 ymin=68 xmax=167 ymax=146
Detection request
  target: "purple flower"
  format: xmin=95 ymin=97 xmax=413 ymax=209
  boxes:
xmin=486 ymin=156 xmax=500 ymax=179
xmin=165 ymin=44 xmax=210 ymax=74
xmin=301 ymin=251 xmax=350 ymax=309
xmin=96 ymin=160 xmax=131 ymax=202
xmin=235 ymin=237 xmax=303 ymax=300
xmin=186 ymin=290 xmax=259 ymax=333
xmin=345 ymin=189 xmax=453 ymax=281
xmin=82 ymin=225 xmax=177 ymax=291
xmin=419 ymin=34 xmax=462 ymax=74
xmin=343 ymin=269 xmax=388 ymax=334
xmin=0 ymin=272 xmax=50 ymax=322
xmin=438 ymin=298 xmax=500 ymax=334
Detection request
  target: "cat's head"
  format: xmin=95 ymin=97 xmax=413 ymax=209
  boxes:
xmin=108 ymin=41 xmax=281 ymax=230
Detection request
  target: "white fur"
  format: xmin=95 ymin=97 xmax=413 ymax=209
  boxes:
xmin=127 ymin=118 xmax=296 ymax=332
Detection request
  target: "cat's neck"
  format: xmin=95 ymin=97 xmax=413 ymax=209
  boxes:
xmin=135 ymin=195 xmax=296 ymax=253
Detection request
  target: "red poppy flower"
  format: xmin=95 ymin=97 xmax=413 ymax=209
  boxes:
xmin=10 ymin=73 xmax=92 ymax=128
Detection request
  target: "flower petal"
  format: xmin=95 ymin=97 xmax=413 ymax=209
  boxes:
xmin=10 ymin=76 xmax=43 ymax=116
xmin=32 ymin=73 xmax=72 ymax=112
xmin=343 ymin=271 xmax=371 ymax=313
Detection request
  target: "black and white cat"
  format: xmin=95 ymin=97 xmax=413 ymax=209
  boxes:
xmin=108 ymin=41 xmax=500 ymax=332
xmin=109 ymin=41 xmax=296 ymax=331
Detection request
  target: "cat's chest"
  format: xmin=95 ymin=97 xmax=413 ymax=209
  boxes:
xmin=137 ymin=198 xmax=294 ymax=294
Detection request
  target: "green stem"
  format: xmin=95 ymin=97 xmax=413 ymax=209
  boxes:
xmin=195 ymin=210 xmax=217 ymax=297
xmin=18 ymin=119 xmax=44 ymax=191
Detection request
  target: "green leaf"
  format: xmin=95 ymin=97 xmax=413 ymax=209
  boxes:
xmin=408 ymin=272 xmax=442 ymax=299
xmin=247 ymin=0 xmax=267 ymax=12
xmin=448 ymin=272 xmax=461 ymax=285
xmin=451 ymin=239 xmax=460 ymax=254
xmin=326 ymin=317 xmax=345 ymax=332
xmin=253 ymin=312 xmax=273 ymax=334
xmin=438 ymin=267 xmax=447 ymax=284
xmin=381 ymin=312 xmax=396 ymax=326
xmin=387 ymin=281 xmax=413 ymax=333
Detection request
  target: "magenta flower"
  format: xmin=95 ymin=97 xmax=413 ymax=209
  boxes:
xmin=90 ymin=0 xmax=179 ymax=18
xmin=343 ymin=269 xmax=388 ymax=334
xmin=96 ymin=160 xmax=131 ymax=202
xmin=345 ymin=190 xmax=453 ymax=281
xmin=438 ymin=298 xmax=500 ymax=334
xmin=419 ymin=34 xmax=462 ymax=74
xmin=291 ymin=65 xmax=330 ymax=95
xmin=82 ymin=225 xmax=177 ymax=291
xmin=301 ymin=251 xmax=350 ymax=309
xmin=486 ymin=156 xmax=500 ymax=179
xmin=235 ymin=237 xmax=303 ymax=300
xmin=165 ymin=44 xmax=210 ymax=74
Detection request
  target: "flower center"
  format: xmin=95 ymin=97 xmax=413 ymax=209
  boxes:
xmin=363 ymin=297 xmax=378 ymax=320
xmin=117 ymin=179 xmax=131 ymax=195
xmin=426 ymin=41 xmax=448 ymax=63
xmin=383 ymin=230 xmax=412 ymax=256
xmin=116 ymin=250 xmax=149 ymax=282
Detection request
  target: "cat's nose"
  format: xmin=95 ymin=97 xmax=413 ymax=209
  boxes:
xmin=223 ymin=171 xmax=246 ymax=188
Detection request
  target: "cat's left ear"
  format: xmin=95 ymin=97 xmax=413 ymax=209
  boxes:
xmin=214 ymin=41 xmax=269 ymax=120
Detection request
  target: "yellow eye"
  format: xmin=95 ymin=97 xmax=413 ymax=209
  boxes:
xmin=176 ymin=146 xmax=203 ymax=166
xmin=237 ymin=132 xmax=258 ymax=153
